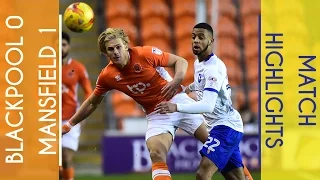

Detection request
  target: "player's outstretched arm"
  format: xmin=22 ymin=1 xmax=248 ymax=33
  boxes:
xmin=62 ymin=93 xmax=104 ymax=134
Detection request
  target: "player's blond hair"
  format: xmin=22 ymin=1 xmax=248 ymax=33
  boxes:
xmin=98 ymin=28 xmax=130 ymax=54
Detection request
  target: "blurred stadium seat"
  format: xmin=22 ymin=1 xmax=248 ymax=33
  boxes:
xmin=172 ymin=0 xmax=196 ymax=19
xmin=242 ymin=15 xmax=258 ymax=39
xmin=240 ymin=0 xmax=260 ymax=18
xmin=222 ymin=57 xmax=242 ymax=86
xmin=207 ymin=0 xmax=237 ymax=22
xmin=105 ymin=0 xmax=136 ymax=22
xmin=216 ymin=16 xmax=240 ymax=44
xmin=174 ymin=16 xmax=196 ymax=41
xmin=232 ymin=87 xmax=246 ymax=110
xmin=248 ymin=88 xmax=259 ymax=115
xmin=139 ymin=0 xmax=170 ymax=21
xmin=217 ymin=37 xmax=241 ymax=62
xmin=140 ymin=17 xmax=172 ymax=46
xmin=105 ymin=0 xmax=137 ymax=46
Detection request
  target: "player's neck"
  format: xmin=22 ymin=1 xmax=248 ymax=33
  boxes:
xmin=62 ymin=57 xmax=69 ymax=65
xmin=198 ymin=51 xmax=213 ymax=62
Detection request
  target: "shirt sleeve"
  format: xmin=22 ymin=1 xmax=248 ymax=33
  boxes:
xmin=203 ymin=66 xmax=225 ymax=93
xmin=78 ymin=64 xmax=93 ymax=99
xmin=176 ymin=65 xmax=226 ymax=114
xmin=142 ymin=46 xmax=170 ymax=67
xmin=93 ymin=69 xmax=111 ymax=96
xmin=177 ymin=90 xmax=218 ymax=113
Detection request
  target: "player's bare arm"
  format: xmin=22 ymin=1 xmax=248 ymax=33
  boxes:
xmin=185 ymin=82 xmax=196 ymax=94
xmin=161 ymin=54 xmax=188 ymax=99
xmin=78 ymin=67 xmax=93 ymax=128
xmin=62 ymin=93 xmax=104 ymax=134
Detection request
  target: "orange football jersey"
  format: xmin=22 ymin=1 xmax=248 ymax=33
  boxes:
xmin=94 ymin=46 xmax=182 ymax=114
xmin=62 ymin=58 xmax=93 ymax=120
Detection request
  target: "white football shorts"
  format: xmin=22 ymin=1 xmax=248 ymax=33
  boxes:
xmin=145 ymin=92 xmax=205 ymax=141
xmin=62 ymin=120 xmax=81 ymax=151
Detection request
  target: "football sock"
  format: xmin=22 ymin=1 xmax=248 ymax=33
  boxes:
xmin=244 ymin=165 xmax=253 ymax=180
xmin=62 ymin=167 xmax=74 ymax=180
xmin=152 ymin=162 xmax=172 ymax=180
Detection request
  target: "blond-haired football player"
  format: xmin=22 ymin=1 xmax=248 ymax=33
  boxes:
xmin=62 ymin=28 xmax=209 ymax=180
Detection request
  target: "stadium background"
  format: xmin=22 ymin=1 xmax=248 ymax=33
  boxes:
xmin=60 ymin=0 xmax=260 ymax=179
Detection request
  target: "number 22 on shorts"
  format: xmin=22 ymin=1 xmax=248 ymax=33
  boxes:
xmin=203 ymin=137 xmax=220 ymax=154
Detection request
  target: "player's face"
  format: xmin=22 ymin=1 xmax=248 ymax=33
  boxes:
xmin=191 ymin=28 xmax=212 ymax=55
xmin=62 ymin=39 xmax=70 ymax=59
xmin=105 ymin=38 xmax=129 ymax=66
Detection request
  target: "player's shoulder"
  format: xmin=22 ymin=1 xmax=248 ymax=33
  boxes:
xmin=130 ymin=46 xmax=163 ymax=65
xmin=70 ymin=58 xmax=86 ymax=69
xmin=103 ymin=63 xmax=118 ymax=75
xmin=129 ymin=46 xmax=146 ymax=59
xmin=132 ymin=46 xmax=164 ymax=56
xmin=204 ymin=54 xmax=227 ymax=72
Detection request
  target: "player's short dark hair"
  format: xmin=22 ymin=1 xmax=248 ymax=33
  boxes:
xmin=193 ymin=23 xmax=213 ymax=37
xmin=62 ymin=31 xmax=70 ymax=44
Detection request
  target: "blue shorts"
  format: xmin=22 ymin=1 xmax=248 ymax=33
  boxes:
xmin=200 ymin=125 xmax=244 ymax=172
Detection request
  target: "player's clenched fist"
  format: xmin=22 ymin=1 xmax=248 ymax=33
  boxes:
xmin=62 ymin=122 xmax=74 ymax=135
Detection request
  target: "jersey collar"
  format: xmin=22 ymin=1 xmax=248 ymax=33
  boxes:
xmin=204 ymin=53 xmax=214 ymax=61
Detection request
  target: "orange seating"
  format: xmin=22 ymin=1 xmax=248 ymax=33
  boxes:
xmin=246 ymin=60 xmax=259 ymax=87
xmin=216 ymin=16 xmax=239 ymax=44
xmin=207 ymin=0 xmax=236 ymax=21
xmin=174 ymin=16 xmax=195 ymax=40
xmin=216 ymin=37 xmax=241 ymax=62
xmin=107 ymin=18 xmax=138 ymax=46
xmin=219 ymin=1 xmax=237 ymax=20
xmin=172 ymin=0 xmax=196 ymax=19
xmin=139 ymin=0 xmax=169 ymax=20
xmin=240 ymin=0 xmax=260 ymax=18
xmin=143 ymin=38 xmax=171 ymax=53
xmin=141 ymin=17 xmax=171 ymax=44
xmin=233 ymin=88 xmax=245 ymax=110
xmin=242 ymin=15 xmax=259 ymax=38
xmin=105 ymin=0 xmax=136 ymax=22
xmin=223 ymin=58 xmax=242 ymax=86
xmin=176 ymin=38 xmax=195 ymax=62
xmin=243 ymin=37 xmax=259 ymax=62
xmin=248 ymin=88 xmax=259 ymax=114
xmin=111 ymin=91 xmax=144 ymax=118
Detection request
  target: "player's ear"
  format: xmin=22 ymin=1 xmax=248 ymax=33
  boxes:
xmin=210 ymin=39 xmax=214 ymax=45
xmin=124 ymin=44 xmax=129 ymax=51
